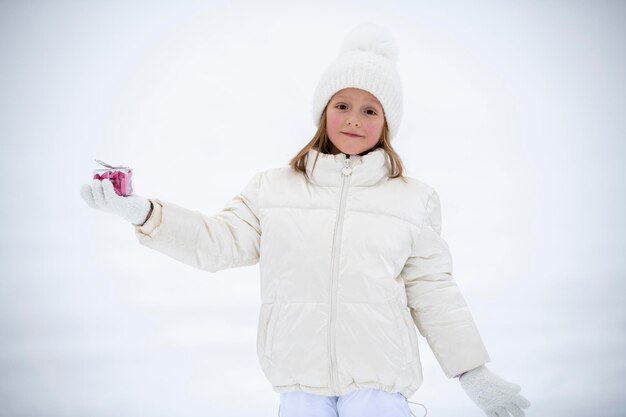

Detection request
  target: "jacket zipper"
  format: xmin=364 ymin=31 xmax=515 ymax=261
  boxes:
xmin=328 ymin=155 xmax=353 ymax=394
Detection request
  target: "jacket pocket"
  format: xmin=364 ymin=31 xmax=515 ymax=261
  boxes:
xmin=388 ymin=297 xmax=416 ymax=366
xmin=264 ymin=295 xmax=285 ymax=359
xmin=399 ymin=302 xmax=419 ymax=365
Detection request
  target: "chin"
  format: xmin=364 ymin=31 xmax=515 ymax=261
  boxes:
xmin=330 ymin=140 xmax=377 ymax=156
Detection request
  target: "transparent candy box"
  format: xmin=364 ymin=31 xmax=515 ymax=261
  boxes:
xmin=92 ymin=159 xmax=133 ymax=196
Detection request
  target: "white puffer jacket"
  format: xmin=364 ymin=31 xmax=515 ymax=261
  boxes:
xmin=133 ymin=147 xmax=491 ymax=399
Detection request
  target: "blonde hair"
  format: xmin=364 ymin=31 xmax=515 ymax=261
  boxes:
xmin=289 ymin=107 xmax=407 ymax=183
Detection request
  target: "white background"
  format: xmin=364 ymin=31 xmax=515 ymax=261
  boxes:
xmin=1 ymin=1 xmax=624 ymax=416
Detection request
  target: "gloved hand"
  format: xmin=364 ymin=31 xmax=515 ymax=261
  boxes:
xmin=459 ymin=365 xmax=530 ymax=417
xmin=80 ymin=179 xmax=152 ymax=226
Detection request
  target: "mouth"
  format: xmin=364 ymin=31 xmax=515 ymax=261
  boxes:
xmin=341 ymin=132 xmax=364 ymax=138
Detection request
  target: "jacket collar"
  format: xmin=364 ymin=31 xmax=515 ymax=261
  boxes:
xmin=305 ymin=147 xmax=389 ymax=187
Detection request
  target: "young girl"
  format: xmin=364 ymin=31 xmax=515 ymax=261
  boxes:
xmin=81 ymin=23 xmax=530 ymax=417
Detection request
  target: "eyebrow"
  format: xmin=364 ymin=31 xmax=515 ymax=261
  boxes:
xmin=332 ymin=95 xmax=381 ymax=107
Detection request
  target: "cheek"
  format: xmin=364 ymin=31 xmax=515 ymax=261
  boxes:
xmin=326 ymin=112 xmax=342 ymax=133
xmin=365 ymin=120 xmax=384 ymax=138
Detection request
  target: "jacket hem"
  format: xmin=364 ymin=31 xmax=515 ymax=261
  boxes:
xmin=271 ymin=381 xmax=419 ymax=400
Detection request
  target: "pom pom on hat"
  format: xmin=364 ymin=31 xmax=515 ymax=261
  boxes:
xmin=312 ymin=23 xmax=403 ymax=141
xmin=339 ymin=23 xmax=399 ymax=62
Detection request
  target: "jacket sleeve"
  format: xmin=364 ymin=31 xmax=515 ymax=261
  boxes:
xmin=132 ymin=172 xmax=262 ymax=272
xmin=400 ymin=189 xmax=491 ymax=378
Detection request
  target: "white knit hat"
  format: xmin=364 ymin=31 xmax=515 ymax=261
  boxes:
xmin=312 ymin=23 xmax=403 ymax=141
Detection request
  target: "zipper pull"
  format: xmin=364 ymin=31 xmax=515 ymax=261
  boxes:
xmin=342 ymin=157 xmax=352 ymax=176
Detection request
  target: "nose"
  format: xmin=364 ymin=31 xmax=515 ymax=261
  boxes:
xmin=346 ymin=116 xmax=361 ymax=128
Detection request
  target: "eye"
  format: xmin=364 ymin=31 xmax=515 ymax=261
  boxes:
xmin=335 ymin=103 xmax=348 ymax=110
xmin=365 ymin=108 xmax=378 ymax=116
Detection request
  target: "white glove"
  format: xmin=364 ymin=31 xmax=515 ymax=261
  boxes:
xmin=80 ymin=179 xmax=152 ymax=226
xmin=459 ymin=365 xmax=530 ymax=417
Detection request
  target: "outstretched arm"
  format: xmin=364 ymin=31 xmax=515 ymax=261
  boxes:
xmin=133 ymin=172 xmax=263 ymax=272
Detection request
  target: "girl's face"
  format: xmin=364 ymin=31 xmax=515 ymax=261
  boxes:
xmin=325 ymin=87 xmax=385 ymax=156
